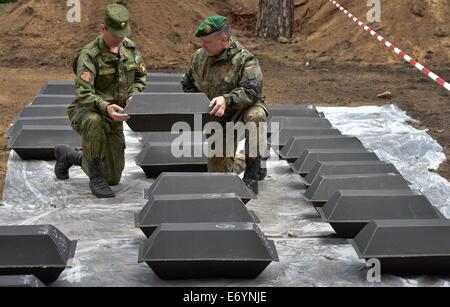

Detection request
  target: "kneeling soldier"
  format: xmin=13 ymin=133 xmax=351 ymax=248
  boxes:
xmin=54 ymin=3 xmax=147 ymax=198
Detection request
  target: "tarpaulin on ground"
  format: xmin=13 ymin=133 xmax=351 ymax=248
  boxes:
xmin=1 ymin=104 xmax=449 ymax=287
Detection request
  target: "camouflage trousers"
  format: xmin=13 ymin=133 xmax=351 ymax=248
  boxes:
xmin=208 ymin=105 xmax=268 ymax=173
xmin=71 ymin=111 xmax=126 ymax=186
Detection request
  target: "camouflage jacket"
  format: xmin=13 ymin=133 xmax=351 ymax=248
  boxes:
xmin=68 ymin=36 xmax=147 ymax=122
xmin=181 ymin=40 xmax=266 ymax=123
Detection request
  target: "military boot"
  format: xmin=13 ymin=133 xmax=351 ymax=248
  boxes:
xmin=87 ymin=159 xmax=115 ymax=198
xmin=54 ymin=145 xmax=83 ymax=180
xmin=243 ymin=157 xmax=260 ymax=195
xmin=257 ymin=158 xmax=268 ymax=181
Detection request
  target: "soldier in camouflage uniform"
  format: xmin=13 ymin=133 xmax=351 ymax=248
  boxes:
xmin=182 ymin=16 xmax=268 ymax=194
xmin=54 ymin=4 xmax=147 ymax=198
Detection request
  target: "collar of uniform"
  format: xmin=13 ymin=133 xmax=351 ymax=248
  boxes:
xmin=210 ymin=39 xmax=241 ymax=64
xmin=98 ymin=36 xmax=130 ymax=63
xmin=120 ymin=47 xmax=132 ymax=61
xmin=98 ymin=37 xmax=118 ymax=62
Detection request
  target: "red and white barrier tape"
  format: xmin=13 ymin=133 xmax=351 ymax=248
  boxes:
xmin=327 ymin=0 xmax=450 ymax=92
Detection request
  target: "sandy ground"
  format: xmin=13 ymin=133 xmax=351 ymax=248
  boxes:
xmin=0 ymin=68 xmax=72 ymax=199
xmin=1 ymin=58 xmax=449 ymax=199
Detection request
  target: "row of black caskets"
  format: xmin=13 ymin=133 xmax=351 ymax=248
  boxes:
xmin=1 ymin=72 xmax=281 ymax=286
xmin=5 ymin=72 xmax=185 ymax=160
xmin=3 ymin=74 xmax=450 ymax=286
xmin=269 ymin=105 xmax=450 ymax=276
xmin=128 ymin=83 xmax=280 ymax=280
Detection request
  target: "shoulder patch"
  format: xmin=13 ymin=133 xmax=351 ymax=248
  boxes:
xmin=80 ymin=71 xmax=93 ymax=83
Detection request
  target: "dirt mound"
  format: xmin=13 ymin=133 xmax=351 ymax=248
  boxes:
xmin=0 ymin=0 xmax=448 ymax=69
xmin=0 ymin=0 xmax=223 ymax=69
xmin=291 ymin=0 xmax=449 ymax=65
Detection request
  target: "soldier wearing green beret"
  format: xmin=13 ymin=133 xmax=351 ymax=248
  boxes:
xmin=182 ymin=15 xmax=268 ymax=195
xmin=54 ymin=3 xmax=147 ymax=198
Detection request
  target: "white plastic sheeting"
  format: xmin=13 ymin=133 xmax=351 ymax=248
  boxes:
xmin=1 ymin=104 xmax=449 ymax=287
xmin=317 ymin=104 xmax=450 ymax=218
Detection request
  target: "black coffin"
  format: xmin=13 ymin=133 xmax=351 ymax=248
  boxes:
xmin=304 ymin=173 xmax=412 ymax=205
xmin=268 ymin=116 xmax=332 ymax=132
xmin=8 ymin=125 xmax=81 ymax=160
xmin=0 ymin=275 xmax=45 ymax=287
xmin=350 ymin=220 xmax=450 ymax=275
xmin=135 ymin=193 xmax=260 ymax=237
xmin=140 ymin=132 xmax=174 ymax=145
xmin=144 ymin=172 xmax=256 ymax=204
xmin=39 ymin=80 xmax=75 ymax=95
xmin=147 ymin=72 xmax=184 ymax=83
xmin=268 ymin=105 xmax=321 ymax=118
xmin=143 ymin=82 xmax=183 ymax=93
xmin=17 ymin=105 xmax=69 ymax=118
xmin=31 ymin=94 xmax=75 ymax=106
xmin=5 ymin=117 xmax=70 ymax=139
xmin=269 ymin=128 xmax=341 ymax=149
xmin=304 ymin=161 xmax=399 ymax=186
xmin=317 ymin=190 xmax=443 ymax=238
xmin=136 ymin=142 xmax=207 ymax=178
xmin=290 ymin=148 xmax=380 ymax=175
xmin=39 ymin=79 xmax=182 ymax=95
xmin=138 ymin=223 xmax=278 ymax=279
xmin=0 ymin=225 xmax=77 ymax=283
xmin=124 ymin=93 xmax=212 ymax=132
xmin=139 ymin=132 xmax=206 ymax=146
xmin=280 ymin=136 xmax=366 ymax=163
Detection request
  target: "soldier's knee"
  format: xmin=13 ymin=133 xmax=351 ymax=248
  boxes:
xmin=82 ymin=112 xmax=104 ymax=130
xmin=243 ymin=106 xmax=267 ymax=124
xmin=208 ymin=157 xmax=234 ymax=173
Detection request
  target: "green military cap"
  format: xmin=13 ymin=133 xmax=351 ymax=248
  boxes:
xmin=104 ymin=3 xmax=131 ymax=38
xmin=195 ymin=15 xmax=227 ymax=37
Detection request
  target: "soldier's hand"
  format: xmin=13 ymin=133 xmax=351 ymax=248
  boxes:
xmin=209 ymin=96 xmax=226 ymax=117
xmin=106 ymin=104 xmax=130 ymax=122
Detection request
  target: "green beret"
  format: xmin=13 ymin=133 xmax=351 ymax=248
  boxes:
xmin=195 ymin=15 xmax=227 ymax=37
xmin=105 ymin=3 xmax=131 ymax=38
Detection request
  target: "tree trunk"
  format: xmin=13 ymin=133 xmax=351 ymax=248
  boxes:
xmin=256 ymin=0 xmax=294 ymax=40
